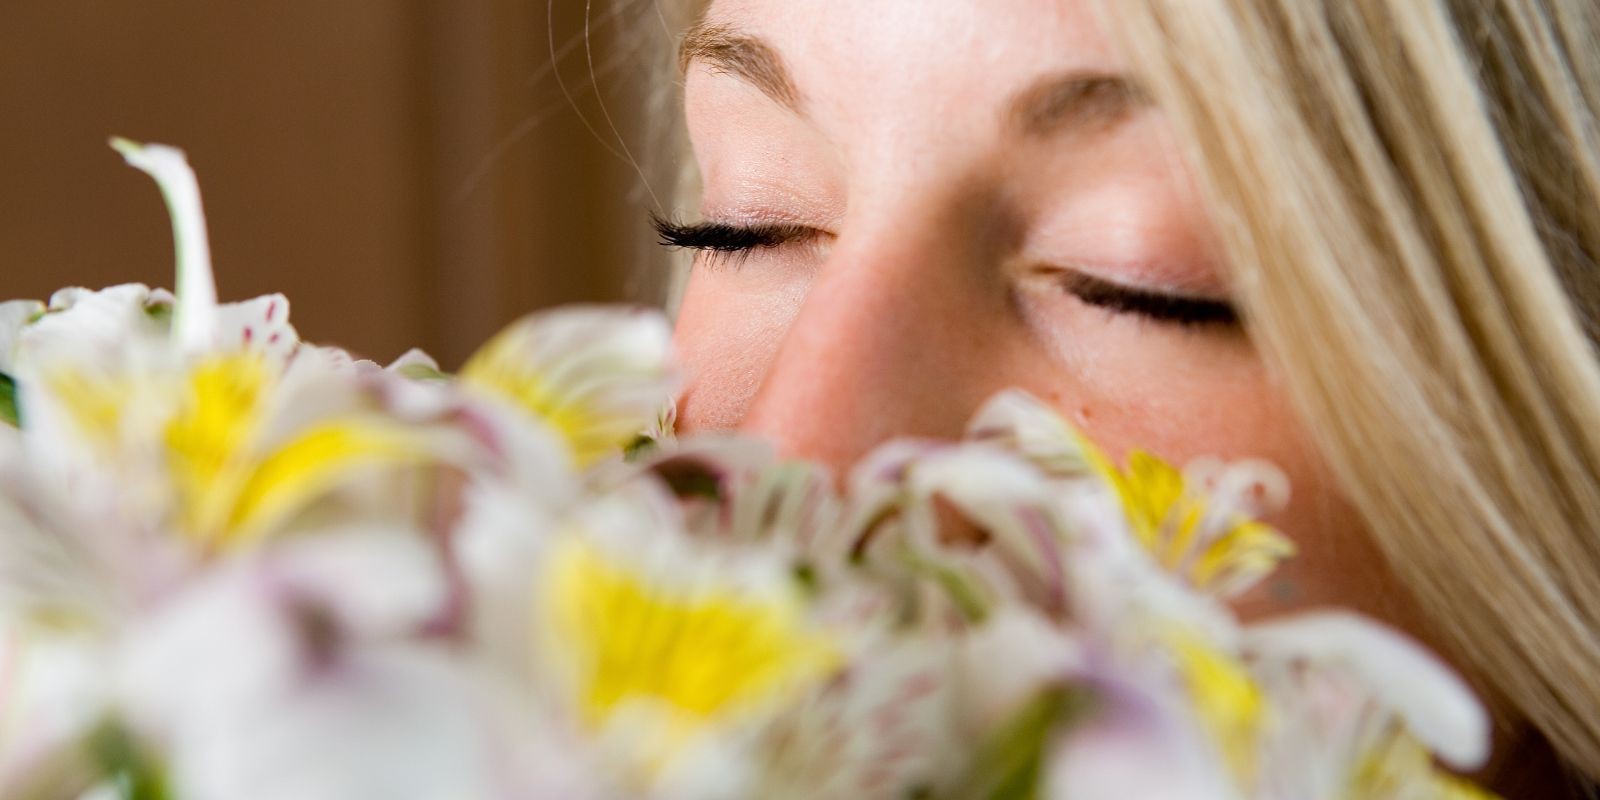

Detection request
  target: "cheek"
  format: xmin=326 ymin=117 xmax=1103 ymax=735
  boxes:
xmin=1027 ymin=340 xmax=1385 ymax=621
xmin=672 ymin=266 xmax=808 ymax=432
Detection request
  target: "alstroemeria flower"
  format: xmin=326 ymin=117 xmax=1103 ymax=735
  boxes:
xmin=1243 ymin=611 xmax=1492 ymax=797
xmin=968 ymin=390 xmax=1296 ymax=598
xmin=2 ymin=142 xmax=456 ymax=553
xmin=951 ymin=609 xmax=1234 ymax=800
xmin=114 ymin=528 xmax=513 ymax=800
xmin=460 ymin=306 xmax=677 ymax=468
xmin=541 ymin=533 xmax=838 ymax=732
xmin=464 ymin=478 xmax=843 ymax=799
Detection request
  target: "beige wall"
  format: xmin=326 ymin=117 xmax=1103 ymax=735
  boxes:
xmin=0 ymin=2 xmax=674 ymax=368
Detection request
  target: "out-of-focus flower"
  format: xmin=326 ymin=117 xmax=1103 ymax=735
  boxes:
xmin=542 ymin=534 xmax=837 ymax=732
xmin=1244 ymin=611 xmax=1492 ymax=797
xmin=970 ymin=390 xmax=1294 ymax=598
xmin=461 ymin=307 xmax=676 ymax=468
xmin=115 ymin=529 xmax=508 ymax=800
xmin=464 ymin=476 xmax=844 ymax=799
xmin=3 ymin=142 xmax=462 ymax=554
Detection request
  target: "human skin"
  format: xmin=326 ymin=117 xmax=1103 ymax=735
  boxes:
xmin=672 ymin=0 xmax=1411 ymax=629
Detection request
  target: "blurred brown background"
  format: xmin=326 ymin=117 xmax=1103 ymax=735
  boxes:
xmin=0 ymin=2 xmax=681 ymax=368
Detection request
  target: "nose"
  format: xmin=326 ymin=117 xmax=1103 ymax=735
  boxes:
xmin=738 ymin=208 xmax=1020 ymax=473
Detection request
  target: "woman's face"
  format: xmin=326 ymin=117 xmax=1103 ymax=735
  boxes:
xmin=672 ymin=0 xmax=1403 ymax=624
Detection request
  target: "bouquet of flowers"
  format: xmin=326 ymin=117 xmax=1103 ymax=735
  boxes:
xmin=0 ymin=141 xmax=1495 ymax=800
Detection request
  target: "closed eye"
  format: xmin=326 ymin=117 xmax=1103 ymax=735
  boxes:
xmin=651 ymin=215 xmax=1239 ymax=328
xmin=1054 ymin=269 xmax=1240 ymax=328
xmin=652 ymin=214 xmax=814 ymax=269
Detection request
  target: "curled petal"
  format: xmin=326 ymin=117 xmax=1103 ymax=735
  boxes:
xmin=462 ymin=307 xmax=676 ymax=467
xmin=110 ymin=139 xmax=217 ymax=355
xmin=1243 ymin=612 xmax=1490 ymax=770
xmin=965 ymin=390 xmax=1106 ymax=479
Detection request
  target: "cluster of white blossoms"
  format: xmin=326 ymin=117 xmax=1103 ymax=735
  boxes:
xmin=0 ymin=142 xmax=1496 ymax=800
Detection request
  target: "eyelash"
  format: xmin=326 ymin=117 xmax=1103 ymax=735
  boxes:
xmin=651 ymin=215 xmax=1239 ymax=329
xmin=653 ymin=214 xmax=815 ymax=270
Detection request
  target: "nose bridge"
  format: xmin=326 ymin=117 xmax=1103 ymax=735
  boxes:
xmin=740 ymin=206 xmax=1006 ymax=469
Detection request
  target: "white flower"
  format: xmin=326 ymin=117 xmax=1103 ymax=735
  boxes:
xmin=464 ymin=474 xmax=845 ymax=799
xmin=1245 ymin=612 xmax=1488 ymax=769
xmin=1042 ymin=674 xmax=1232 ymax=800
xmin=460 ymin=306 xmax=677 ymax=468
xmin=117 ymin=529 xmax=508 ymax=800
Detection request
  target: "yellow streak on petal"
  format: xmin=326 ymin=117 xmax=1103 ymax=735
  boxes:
xmin=165 ymin=354 xmax=270 ymax=540
xmin=1351 ymin=731 xmax=1502 ymax=799
xmin=46 ymin=369 xmax=137 ymax=445
xmin=1192 ymin=520 xmax=1296 ymax=590
xmin=1091 ymin=446 xmax=1293 ymax=593
xmin=461 ymin=327 xmax=643 ymax=467
xmin=543 ymin=536 xmax=838 ymax=737
xmin=1118 ymin=451 xmax=1188 ymax=549
xmin=224 ymin=420 xmax=434 ymax=542
xmin=1166 ymin=628 xmax=1263 ymax=785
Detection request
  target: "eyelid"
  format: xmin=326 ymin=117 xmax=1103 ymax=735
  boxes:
xmin=653 ymin=214 xmax=814 ymax=246
xmin=1050 ymin=266 xmax=1240 ymax=327
xmin=651 ymin=214 xmax=819 ymax=269
xmin=651 ymin=214 xmax=1239 ymax=328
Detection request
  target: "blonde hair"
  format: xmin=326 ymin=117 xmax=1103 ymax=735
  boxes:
xmin=655 ymin=0 xmax=1600 ymax=778
xmin=1100 ymin=0 xmax=1600 ymax=777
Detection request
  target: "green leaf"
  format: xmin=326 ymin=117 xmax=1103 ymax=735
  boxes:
xmin=0 ymin=372 xmax=17 ymax=427
xmin=948 ymin=685 xmax=1095 ymax=800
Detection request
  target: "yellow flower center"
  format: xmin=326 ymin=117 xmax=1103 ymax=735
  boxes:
xmin=162 ymin=354 xmax=431 ymax=548
xmin=1089 ymin=447 xmax=1294 ymax=594
xmin=165 ymin=353 xmax=270 ymax=539
xmin=542 ymin=536 xmax=838 ymax=734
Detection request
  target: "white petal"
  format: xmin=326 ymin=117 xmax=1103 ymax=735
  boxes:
xmin=386 ymin=348 xmax=443 ymax=377
xmin=463 ymin=306 xmax=677 ymax=465
xmin=267 ymin=528 xmax=451 ymax=637
xmin=166 ymin=646 xmax=503 ymax=800
xmin=1045 ymin=699 xmax=1232 ymax=800
xmin=110 ymin=138 xmax=217 ymax=354
xmin=117 ymin=538 xmax=499 ymax=800
xmin=215 ymin=293 xmax=299 ymax=363
xmin=1243 ymin=611 xmax=1490 ymax=769
xmin=0 ymin=300 xmax=43 ymax=373
xmin=954 ymin=608 xmax=1083 ymax=734
xmin=0 ymin=625 xmax=109 ymax=790
xmin=965 ymin=389 xmax=1098 ymax=477
xmin=14 ymin=284 xmax=168 ymax=369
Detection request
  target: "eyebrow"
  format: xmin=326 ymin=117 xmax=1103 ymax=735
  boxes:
xmin=680 ymin=22 xmax=803 ymax=113
xmin=1007 ymin=73 xmax=1149 ymax=138
xmin=679 ymin=24 xmax=1149 ymax=139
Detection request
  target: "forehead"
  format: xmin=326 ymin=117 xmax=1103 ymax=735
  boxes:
xmin=701 ymin=0 xmax=1121 ymax=95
